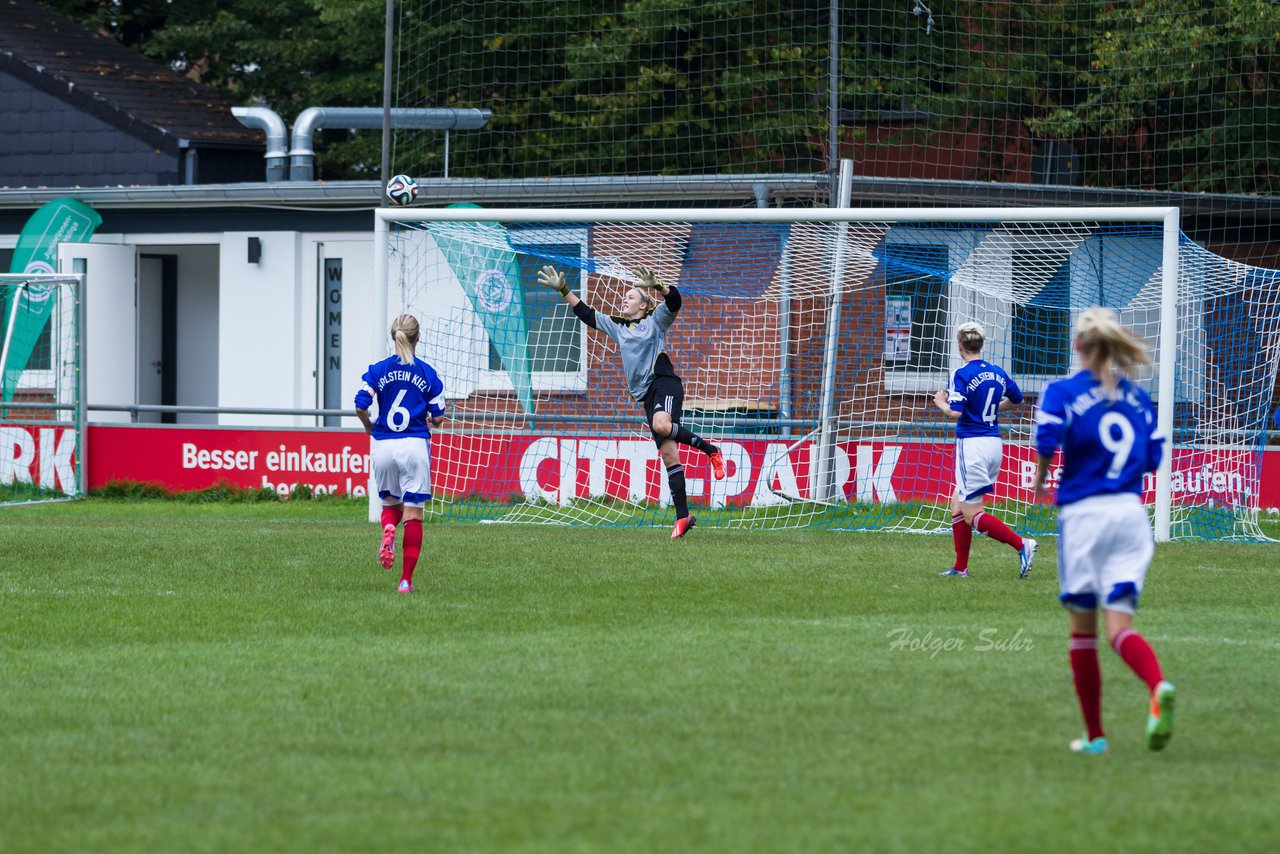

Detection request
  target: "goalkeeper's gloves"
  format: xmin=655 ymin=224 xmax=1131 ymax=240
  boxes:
xmin=537 ymin=265 xmax=570 ymax=296
xmin=634 ymin=266 xmax=664 ymax=293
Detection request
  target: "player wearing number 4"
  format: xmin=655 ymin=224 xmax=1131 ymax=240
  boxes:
xmin=1034 ymin=308 xmax=1174 ymax=755
xmin=537 ymin=264 xmax=726 ymax=539
xmin=354 ymin=314 xmax=447 ymax=594
xmin=932 ymin=322 xmax=1036 ymax=578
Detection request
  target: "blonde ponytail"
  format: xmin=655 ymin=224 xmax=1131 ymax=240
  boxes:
xmin=1074 ymin=307 xmax=1150 ymax=396
xmin=391 ymin=314 xmax=420 ymax=365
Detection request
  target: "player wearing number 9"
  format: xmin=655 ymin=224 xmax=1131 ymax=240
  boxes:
xmin=1033 ymin=307 xmax=1175 ymax=756
xmin=354 ymin=314 xmax=447 ymax=594
xmin=932 ymin=322 xmax=1035 ymax=578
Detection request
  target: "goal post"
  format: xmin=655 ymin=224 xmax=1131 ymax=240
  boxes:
xmin=373 ymin=205 xmax=1279 ymax=542
xmin=0 ymin=273 xmax=86 ymax=505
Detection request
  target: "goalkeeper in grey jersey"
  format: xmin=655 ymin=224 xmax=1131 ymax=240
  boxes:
xmin=538 ymin=264 xmax=726 ymax=539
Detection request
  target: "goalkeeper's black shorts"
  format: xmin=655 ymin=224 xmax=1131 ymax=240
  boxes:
xmin=642 ymin=374 xmax=684 ymax=446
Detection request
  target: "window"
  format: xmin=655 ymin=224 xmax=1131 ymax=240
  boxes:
xmin=884 ymin=244 xmax=949 ymax=374
xmin=25 ymin=297 xmax=56 ymax=372
xmin=1011 ymin=250 xmax=1070 ymax=376
xmin=475 ymin=228 xmax=588 ymax=393
xmin=0 ymin=247 xmax=57 ymax=380
xmin=488 ymin=246 xmax=582 ymax=375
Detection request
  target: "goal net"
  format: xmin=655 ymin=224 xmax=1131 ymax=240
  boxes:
xmin=0 ymin=274 xmax=85 ymax=505
xmin=375 ymin=207 xmax=1280 ymax=541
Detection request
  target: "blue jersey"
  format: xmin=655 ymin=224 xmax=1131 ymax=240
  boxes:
xmin=354 ymin=355 xmax=446 ymax=440
xmin=1034 ymin=370 xmax=1164 ymax=506
xmin=946 ymin=359 xmax=1023 ymax=439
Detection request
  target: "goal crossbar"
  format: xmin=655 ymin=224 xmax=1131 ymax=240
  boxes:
xmin=376 ymin=206 xmax=1181 ymax=225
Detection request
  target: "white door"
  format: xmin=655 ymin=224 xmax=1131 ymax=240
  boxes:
xmin=60 ymin=243 xmax=137 ymax=424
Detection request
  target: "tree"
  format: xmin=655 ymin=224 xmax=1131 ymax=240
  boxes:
xmin=839 ymin=0 xmax=1278 ymax=195
xmin=47 ymin=0 xmax=832 ymax=180
xmin=1028 ymin=0 xmax=1279 ymax=194
xmin=392 ymin=0 xmax=830 ymax=179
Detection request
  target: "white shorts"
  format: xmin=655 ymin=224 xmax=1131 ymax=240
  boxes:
xmin=1057 ymin=493 xmax=1154 ymax=614
xmin=954 ymin=436 xmax=1002 ymax=502
xmin=371 ymin=436 xmax=433 ymax=507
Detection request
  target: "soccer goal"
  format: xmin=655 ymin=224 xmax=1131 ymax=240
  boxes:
xmin=373 ymin=206 xmax=1280 ymax=542
xmin=0 ymin=273 xmax=86 ymax=505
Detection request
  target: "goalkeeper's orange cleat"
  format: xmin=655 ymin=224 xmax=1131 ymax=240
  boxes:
xmin=709 ymin=450 xmax=726 ymax=481
xmin=671 ymin=516 xmax=697 ymax=539
xmin=379 ymin=523 xmax=396 ymax=569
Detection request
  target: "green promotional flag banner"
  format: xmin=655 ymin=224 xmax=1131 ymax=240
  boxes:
xmin=427 ymin=204 xmax=535 ymax=415
xmin=2 ymin=198 xmax=102 ymax=401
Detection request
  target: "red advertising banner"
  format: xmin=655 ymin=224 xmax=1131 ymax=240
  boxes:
xmin=0 ymin=423 xmax=78 ymax=493
xmin=87 ymin=425 xmax=373 ymax=497
xmin=80 ymin=424 xmax=1280 ymax=510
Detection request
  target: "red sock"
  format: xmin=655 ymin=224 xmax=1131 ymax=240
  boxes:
xmin=401 ymin=519 xmax=422 ymax=585
xmin=381 ymin=505 xmax=403 ymax=529
xmin=951 ymin=514 xmax=972 ymax=572
xmin=1070 ymin=633 xmax=1105 ymax=741
xmin=1112 ymin=628 xmax=1164 ymax=692
xmin=973 ymin=511 xmax=1024 ymax=551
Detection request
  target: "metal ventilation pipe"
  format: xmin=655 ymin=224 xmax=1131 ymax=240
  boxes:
xmin=288 ymin=107 xmax=492 ymax=181
xmin=231 ymin=106 xmax=290 ymax=182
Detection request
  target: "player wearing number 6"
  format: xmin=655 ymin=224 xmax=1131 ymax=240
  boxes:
xmin=537 ymin=264 xmax=726 ymax=539
xmin=1033 ymin=308 xmax=1174 ymax=756
xmin=932 ymin=322 xmax=1036 ymax=578
xmin=354 ymin=314 xmax=446 ymax=594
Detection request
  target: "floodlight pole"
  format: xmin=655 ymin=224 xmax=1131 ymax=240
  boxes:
xmin=827 ymin=0 xmax=839 ymax=172
xmin=368 ymin=214 xmax=390 ymax=522
xmin=380 ymin=0 xmax=395 ymax=194
xmin=374 ymin=0 xmax=394 ymax=521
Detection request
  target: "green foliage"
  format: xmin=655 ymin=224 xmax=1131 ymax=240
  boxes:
xmin=851 ymin=0 xmax=1278 ymax=193
xmin=88 ymin=479 xmax=340 ymax=503
xmin=0 ymin=482 xmax=68 ymax=503
xmin=395 ymin=0 xmax=829 ymax=177
xmin=1066 ymin=0 xmax=1280 ymax=193
xmin=91 ymin=479 xmax=174 ymax=500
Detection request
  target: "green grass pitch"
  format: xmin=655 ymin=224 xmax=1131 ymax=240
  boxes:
xmin=2 ymin=500 xmax=1277 ymax=852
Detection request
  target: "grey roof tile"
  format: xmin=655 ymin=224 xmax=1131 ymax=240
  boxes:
xmin=0 ymin=0 xmax=262 ymax=152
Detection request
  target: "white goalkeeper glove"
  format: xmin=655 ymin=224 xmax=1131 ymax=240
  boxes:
xmin=634 ymin=266 xmax=664 ymax=293
xmin=537 ymin=265 xmax=570 ymax=296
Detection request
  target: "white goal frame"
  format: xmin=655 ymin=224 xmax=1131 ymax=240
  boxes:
xmin=373 ymin=206 xmax=1180 ymax=541
xmin=0 ymin=272 xmax=89 ymax=501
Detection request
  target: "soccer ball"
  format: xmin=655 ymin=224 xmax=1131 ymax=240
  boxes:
xmin=386 ymin=174 xmax=418 ymax=206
